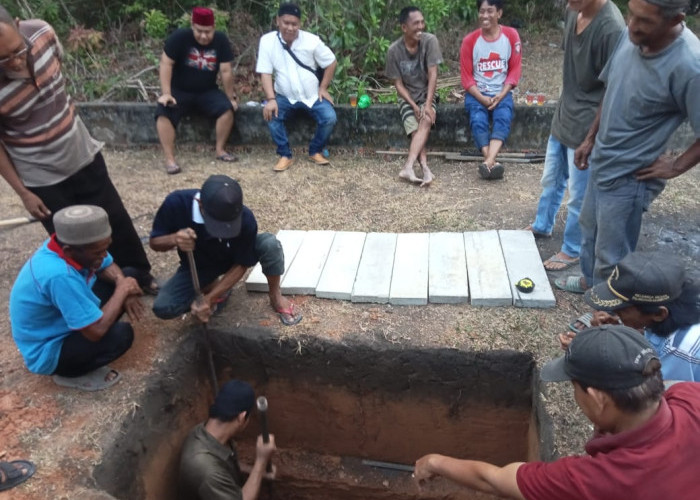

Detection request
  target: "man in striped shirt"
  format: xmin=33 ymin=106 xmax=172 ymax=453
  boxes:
xmin=0 ymin=8 xmax=156 ymax=293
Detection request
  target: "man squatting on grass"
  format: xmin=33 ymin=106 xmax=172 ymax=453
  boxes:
xmin=10 ymin=206 xmax=143 ymax=391
xmin=385 ymin=6 xmax=443 ymax=187
xmin=413 ymin=325 xmax=700 ymax=499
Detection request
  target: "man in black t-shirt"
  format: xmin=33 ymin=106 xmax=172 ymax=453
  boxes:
xmin=155 ymin=7 xmax=238 ymax=174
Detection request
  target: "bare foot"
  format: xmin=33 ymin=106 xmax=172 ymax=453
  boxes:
xmin=399 ymin=167 xmax=421 ymax=184
xmin=420 ymin=165 xmax=434 ymax=187
xmin=543 ymin=251 xmax=579 ymax=271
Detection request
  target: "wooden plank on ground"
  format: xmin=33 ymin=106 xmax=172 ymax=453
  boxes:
xmin=464 ymin=231 xmax=512 ymax=306
xmin=351 ymin=232 xmax=397 ymax=303
xmin=245 ymin=229 xmax=306 ymax=292
xmin=316 ymin=231 xmax=367 ymax=300
xmin=498 ymin=230 xmax=556 ymax=308
xmin=389 ymin=233 xmax=429 ymax=305
xmin=281 ymin=230 xmax=336 ymax=294
xmin=429 ymin=232 xmax=469 ymax=303
xmin=444 ymin=153 xmax=544 ymax=164
xmin=375 ymin=150 xmax=447 ymax=157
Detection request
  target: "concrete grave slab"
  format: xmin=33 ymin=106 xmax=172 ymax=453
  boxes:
xmin=464 ymin=231 xmax=512 ymax=306
xmin=316 ymin=231 xmax=367 ymax=300
xmin=245 ymin=229 xmax=306 ymax=292
xmin=352 ymin=232 xmax=398 ymax=303
xmin=499 ymin=230 xmax=556 ymax=308
xmin=281 ymin=230 xmax=336 ymax=295
xmin=429 ymin=232 xmax=469 ymax=303
xmin=390 ymin=233 xmax=429 ymax=305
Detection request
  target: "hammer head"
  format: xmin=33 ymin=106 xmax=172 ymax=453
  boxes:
xmin=256 ymin=396 xmax=268 ymax=412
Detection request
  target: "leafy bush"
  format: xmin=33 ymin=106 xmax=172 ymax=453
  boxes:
xmin=144 ymin=9 xmax=170 ymax=39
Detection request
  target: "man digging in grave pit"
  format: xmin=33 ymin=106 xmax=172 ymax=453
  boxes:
xmin=179 ymin=380 xmax=276 ymax=500
xmin=149 ymin=174 xmax=302 ymax=325
xmin=10 ymin=205 xmax=144 ymax=391
xmin=413 ymin=325 xmax=700 ymax=499
xmin=385 ymin=6 xmax=443 ymax=187
xmin=155 ymin=6 xmax=239 ymax=175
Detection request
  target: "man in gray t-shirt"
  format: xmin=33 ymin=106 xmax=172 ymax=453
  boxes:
xmin=528 ymin=0 xmax=623 ymax=272
xmin=385 ymin=6 xmax=443 ymax=187
xmin=556 ymin=0 xmax=699 ymax=294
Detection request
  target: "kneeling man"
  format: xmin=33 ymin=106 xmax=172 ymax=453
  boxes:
xmin=10 ymin=205 xmax=144 ymax=391
xmin=150 ymin=175 xmax=302 ymax=325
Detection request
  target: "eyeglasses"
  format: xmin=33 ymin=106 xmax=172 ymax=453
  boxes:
xmin=0 ymin=46 xmax=28 ymax=66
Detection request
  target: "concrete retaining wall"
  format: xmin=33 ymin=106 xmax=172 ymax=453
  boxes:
xmin=78 ymin=102 xmax=694 ymax=151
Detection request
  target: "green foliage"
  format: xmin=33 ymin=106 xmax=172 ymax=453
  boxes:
xmin=144 ymin=9 xmax=170 ymax=39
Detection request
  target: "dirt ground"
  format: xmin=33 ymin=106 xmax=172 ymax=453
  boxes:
xmin=1 ymin=27 xmax=699 ymax=499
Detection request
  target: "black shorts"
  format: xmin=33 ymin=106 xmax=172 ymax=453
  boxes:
xmin=155 ymin=87 xmax=233 ymax=128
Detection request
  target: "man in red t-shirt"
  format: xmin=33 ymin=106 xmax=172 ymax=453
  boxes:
xmin=413 ymin=325 xmax=700 ymax=499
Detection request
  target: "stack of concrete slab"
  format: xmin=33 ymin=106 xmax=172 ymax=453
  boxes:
xmin=245 ymin=230 xmax=555 ymax=308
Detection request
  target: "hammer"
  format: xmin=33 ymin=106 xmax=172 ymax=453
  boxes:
xmin=186 ymin=250 xmax=219 ymax=397
xmin=256 ymin=396 xmax=273 ymax=473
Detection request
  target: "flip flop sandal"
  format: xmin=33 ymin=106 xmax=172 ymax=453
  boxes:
xmin=489 ymin=162 xmax=504 ymax=179
xmin=52 ymin=365 xmax=122 ymax=392
xmin=544 ymin=254 xmax=580 ymax=271
xmin=554 ymin=276 xmax=587 ymax=294
xmin=275 ymin=303 xmax=303 ymax=326
xmin=478 ymin=162 xmax=491 ymax=179
xmin=165 ymin=163 xmax=181 ymax=175
xmin=216 ymin=152 xmax=239 ymax=162
xmin=0 ymin=460 xmax=36 ymax=492
xmin=568 ymin=312 xmax=593 ymax=334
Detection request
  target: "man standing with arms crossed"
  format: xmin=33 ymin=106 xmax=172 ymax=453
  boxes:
xmin=557 ymin=0 xmax=699 ymax=294
xmin=385 ymin=6 xmax=443 ymax=187
xmin=526 ymin=0 xmax=624 ymax=271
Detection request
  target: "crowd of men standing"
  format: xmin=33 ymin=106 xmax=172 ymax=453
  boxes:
xmin=0 ymin=0 xmax=698 ymax=498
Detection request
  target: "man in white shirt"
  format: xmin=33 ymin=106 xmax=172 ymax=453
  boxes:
xmin=256 ymin=3 xmax=337 ymax=172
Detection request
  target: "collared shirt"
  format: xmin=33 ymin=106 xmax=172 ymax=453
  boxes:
xmin=256 ymin=30 xmax=336 ymax=108
xmin=179 ymin=423 xmax=243 ymax=500
xmin=150 ymin=189 xmax=258 ymax=272
xmin=516 ymin=382 xmax=700 ymax=499
xmin=9 ymin=235 xmax=112 ymax=374
xmin=646 ymin=323 xmax=700 ymax=382
xmin=0 ymin=19 xmax=102 ymax=187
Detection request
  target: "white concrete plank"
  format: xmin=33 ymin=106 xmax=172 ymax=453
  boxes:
xmin=245 ymin=229 xmax=306 ymax=292
xmin=389 ymin=233 xmax=430 ymax=305
xmin=281 ymin=230 xmax=336 ymax=294
xmin=316 ymin=231 xmax=367 ymax=300
xmin=499 ymin=230 xmax=556 ymax=308
xmin=464 ymin=231 xmax=512 ymax=306
xmin=351 ymin=233 xmax=398 ymax=303
xmin=429 ymin=232 xmax=469 ymax=304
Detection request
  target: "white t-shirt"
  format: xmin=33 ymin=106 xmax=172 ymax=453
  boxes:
xmin=256 ymin=30 xmax=335 ymax=108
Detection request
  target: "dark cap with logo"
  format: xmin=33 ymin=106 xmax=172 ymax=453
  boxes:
xmin=540 ymin=325 xmax=659 ymax=390
xmin=278 ymin=3 xmax=301 ymax=18
xmin=200 ymin=175 xmax=243 ymax=239
xmin=584 ymin=252 xmax=684 ymax=312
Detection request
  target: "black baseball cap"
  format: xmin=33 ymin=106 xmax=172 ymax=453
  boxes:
xmin=584 ymin=252 xmax=684 ymax=311
xmin=209 ymin=380 xmax=256 ymax=420
xmin=278 ymin=3 xmax=301 ymax=18
xmin=200 ymin=175 xmax=243 ymax=239
xmin=540 ymin=325 xmax=659 ymax=390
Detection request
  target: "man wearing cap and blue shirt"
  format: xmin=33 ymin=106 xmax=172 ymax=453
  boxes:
xmin=257 ymin=3 xmax=337 ymax=172
xmin=149 ymin=175 xmax=302 ymax=325
xmin=180 ymin=380 xmax=276 ymax=499
xmin=413 ymin=325 xmax=700 ymax=499
xmin=559 ymin=251 xmax=700 ymax=382
xmin=10 ymin=205 xmax=144 ymax=391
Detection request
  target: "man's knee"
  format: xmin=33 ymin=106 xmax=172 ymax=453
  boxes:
xmin=255 ymin=233 xmax=285 ymax=276
xmin=108 ymin=322 xmax=134 ymax=354
xmin=317 ymin=107 xmax=337 ymax=126
xmin=152 ymin=297 xmax=188 ymax=320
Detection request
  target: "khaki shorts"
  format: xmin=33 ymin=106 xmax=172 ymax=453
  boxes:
xmin=399 ymin=98 xmax=438 ymax=136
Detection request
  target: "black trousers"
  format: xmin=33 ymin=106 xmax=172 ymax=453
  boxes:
xmin=29 ymin=152 xmax=152 ymax=283
xmin=52 ymin=271 xmax=136 ymax=377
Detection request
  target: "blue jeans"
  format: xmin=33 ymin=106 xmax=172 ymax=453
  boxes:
xmin=579 ymin=175 xmax=665 ymax=286
xmin=153 ymin=233 xmax=285 ymax=319
xmin=268 ymin=95 xmax=337 ymax=158
xmin=464 ymin=92 xmax=514 ymax=149
xmin=532 ymin=135 xmax=590 ymax=258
